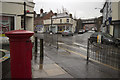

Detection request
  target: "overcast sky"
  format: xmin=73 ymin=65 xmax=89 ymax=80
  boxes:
xmin=33 ymin=0 xmax=106 ymax=19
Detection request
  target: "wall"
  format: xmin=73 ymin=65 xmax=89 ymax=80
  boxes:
xmin=44 ymin=18 xmax=73 ymax=24
xmin=112 ymin=2 xmax=119 ymax=20
xmin=118 ymin=1 xmax=120 ymax=20
xmin=109 ymin=25 xmax=113 ymax=36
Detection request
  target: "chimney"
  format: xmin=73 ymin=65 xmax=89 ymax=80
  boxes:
xmin=65 ymin=12 xmax=68 ymax=15
xmin=69 ymin=14 xmax=72 ymax=18
xmin=54 ymin=13 xmax=57 ymax=16
xmin=40 ymin=9 xmax=43 ymax=17
xmin=40 ymin=9 xmax=43 ymax=14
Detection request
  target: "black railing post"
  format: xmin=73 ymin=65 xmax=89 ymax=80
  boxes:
xmin=24 ymin=2 xmax=26 ymax=30
xmin=87 ymin=38 xmax=90 ymax=61
xmin=57 ymin=34 xmax=59 ymax=53
xmin=34 ymin=31 xmax=38 ymax=61
xmin=40 ymin=39 xmax=44 ymax=69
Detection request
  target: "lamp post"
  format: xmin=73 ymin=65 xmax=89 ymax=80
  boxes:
xmin=24 ymin=2 xmax=26 ymax=30
xmin=23 ymin=0 xmax=28 ymax=30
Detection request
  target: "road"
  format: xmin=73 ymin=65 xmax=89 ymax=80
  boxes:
xmin=37 ymin=31 xmax=120 ymax=78
xmin=58 ymin=32 xmax=92 ymax=47
xmin=57 ymin=32 xmax=93 ymax=57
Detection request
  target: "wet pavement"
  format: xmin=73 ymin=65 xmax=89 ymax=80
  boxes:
xmin=44 ymin=45 xmax=120 ymax=78
xmin=32 ymin=56 xmax=73 ymax=78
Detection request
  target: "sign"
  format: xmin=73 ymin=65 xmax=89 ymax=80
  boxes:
xmin=97 ymin=35 xmax=101 ymax=43
xmin=106 ymin=21 xmax=109 ymax=26
xmin=108 ymin=17 xmax=112 ymax=24
xmin=0 ymin=16 xmax=10 ymax=34
xmin=35 ymin=25 xmax=43 ymax=31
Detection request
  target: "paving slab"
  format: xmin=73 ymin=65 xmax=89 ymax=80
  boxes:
xmin=32 ymin=56 xmax=73 ymax=78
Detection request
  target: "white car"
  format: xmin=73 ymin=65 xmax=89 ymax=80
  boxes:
xmin=78 ymin=29 xmax=85 ymax=34
xmin=62 ymin=30 xmax=73 ymax=36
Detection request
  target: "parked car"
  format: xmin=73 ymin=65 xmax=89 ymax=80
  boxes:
xmin=62 ymin=30 xmax=73 ymax=36
xmin=78 ymin=29 xmax=85 ymax=34
xmin=89 ymin=32 xmax=120 ymax=47
xmin=88 ymin=30 xmax=95 ymax=33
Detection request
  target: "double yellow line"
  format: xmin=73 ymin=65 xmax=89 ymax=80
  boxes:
xmin=59 ymin=46 xmax=120 ymax=71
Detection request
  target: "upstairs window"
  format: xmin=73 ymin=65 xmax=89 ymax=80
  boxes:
xmin=67 ymin=19 xmax=69 ymax=23
xmin=60 ymin=19 xmax=62 ymax=23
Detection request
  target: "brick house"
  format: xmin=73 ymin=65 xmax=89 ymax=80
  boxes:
xmin=34 ymin=9 xmax=54 ymax=33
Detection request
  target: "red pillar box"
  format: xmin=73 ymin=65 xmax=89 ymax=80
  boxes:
xmin=5 ymin=30 xmax=34 ymax=78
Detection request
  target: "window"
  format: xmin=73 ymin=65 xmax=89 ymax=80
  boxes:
xmin=0 ymin=16 xmax=14 ymax=34
xmin=67 ymin=19 xmax=69 ymax=23
xmin=60 ymin=19 xmax=62 ymax=23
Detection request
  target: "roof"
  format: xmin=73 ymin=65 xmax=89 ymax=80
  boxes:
xmin=52 ymin=13 xmax=70 ymax=19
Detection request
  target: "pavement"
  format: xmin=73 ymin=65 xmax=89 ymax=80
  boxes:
xmin=32 ymin=56 xmax=73 ymax=78
xmin=32 ymin=43 xmax=73 ymax=78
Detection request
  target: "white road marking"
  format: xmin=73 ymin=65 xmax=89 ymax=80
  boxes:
xmin=58 ymin=42 xmax=87 ymax=51
xmin=73 ymin=42 xmax=87 ymax=48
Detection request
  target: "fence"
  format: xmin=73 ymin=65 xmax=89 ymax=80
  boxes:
xmin=44 ymin=33 xmax=58 ymax=49
xmin=87 ymin=38 xmax=120 ymax=70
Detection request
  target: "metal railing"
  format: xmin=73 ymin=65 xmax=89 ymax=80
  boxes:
xmin=87 ymin=38 xmax=120 ymax=70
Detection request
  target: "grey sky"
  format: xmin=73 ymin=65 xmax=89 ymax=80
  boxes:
xmin=33 ymin=0 xmax=105 ymax=19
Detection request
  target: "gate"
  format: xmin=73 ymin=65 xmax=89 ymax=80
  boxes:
xmin=87 ymin=38 xmax=120 ymax=70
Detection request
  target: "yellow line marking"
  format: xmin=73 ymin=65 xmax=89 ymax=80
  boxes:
xmin=60 ymin=47 xmax=86 ymax=58
xmin=59 ymin=46 xmax=120 ymax=71
xmin=3 ymin=57 xmax=8 ymax=59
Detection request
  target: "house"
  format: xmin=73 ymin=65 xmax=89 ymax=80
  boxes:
xmin=44 ymin=12 xmax=77 ymax=33
xmin=0 ymin=0 xmax=35 ymax=35
xmin=100 ymin=0 xmax=120 ymax=39
xmin=34 ymin=9 xmax=54 ymax=33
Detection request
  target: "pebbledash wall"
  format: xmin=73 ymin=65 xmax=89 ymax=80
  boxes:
xmin=101 ymin=0 xmax=120 ymax=39
xmin=0 ymin=0 xmax=35 ymax=34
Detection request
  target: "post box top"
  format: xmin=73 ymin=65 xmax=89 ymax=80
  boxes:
xmin=5 ymin=30 xmax=34 ymax=34
xmin=5 ymin=30 xmax=34 ymax=38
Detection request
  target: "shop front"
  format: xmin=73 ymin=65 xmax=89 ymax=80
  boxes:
xmin=0 ymin=16 xmax=14 ymax=36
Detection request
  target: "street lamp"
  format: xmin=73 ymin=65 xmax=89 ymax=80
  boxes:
xmin=49 ymin=15 xmax=53 ymax=34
